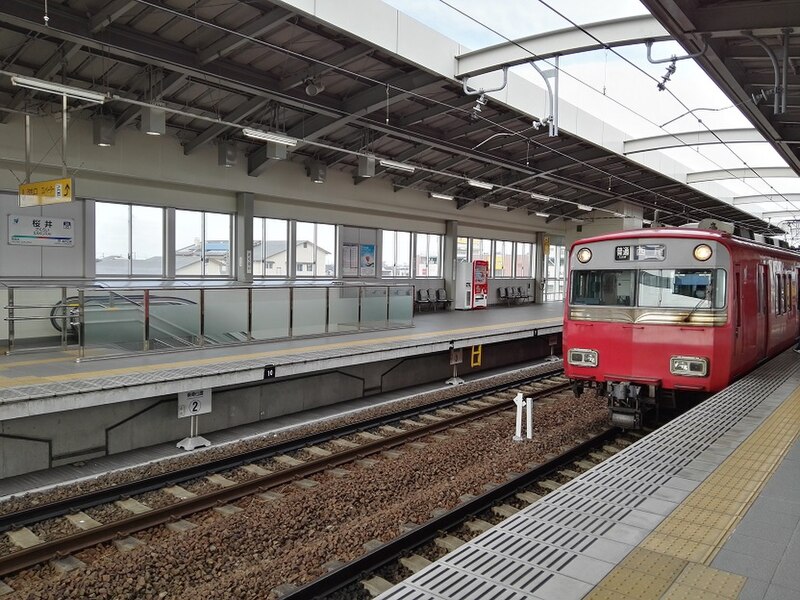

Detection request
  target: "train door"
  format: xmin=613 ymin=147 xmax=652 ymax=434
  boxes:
xmin=734 ymin=267 xmax=745 ymax=359
xmin=755 ymin=264 xmax=769 ymax=359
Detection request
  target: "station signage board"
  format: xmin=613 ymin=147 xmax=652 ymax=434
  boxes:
xmin=178 ymin=388 xmax=212 ymax=418
xmin=8 ymin=215 xmax=74 ymax=247
xmin=18 ymin=177 xmax=74 ymax=207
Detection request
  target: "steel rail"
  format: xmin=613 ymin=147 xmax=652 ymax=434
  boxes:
xmin=0 ymin=380 xmax=570 ymax=577
xmin=0 ymin=366 xmax=562 ymax=535
xmin=283 ymin=427 xmax=619 ymax=600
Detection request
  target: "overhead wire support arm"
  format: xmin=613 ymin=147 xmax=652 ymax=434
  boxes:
xmin=644 ymin=37 xmax=708 ymax=64
xmin=460 ymin=65 xmax=509 ymax=96
xmin=530 ymin=57 xmax=559 ymax=137
xmin=738 ymin=31 xmax=784 ymax=115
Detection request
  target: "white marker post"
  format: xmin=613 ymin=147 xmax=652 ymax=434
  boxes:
xmin=177 ymin=389 xmax=212 ymax=451
xmin=512 ymin=392 xmax=533 ymax=442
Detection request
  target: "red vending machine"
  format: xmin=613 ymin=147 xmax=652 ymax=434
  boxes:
xmin=472 ymin=260 xmax=488 ymax=308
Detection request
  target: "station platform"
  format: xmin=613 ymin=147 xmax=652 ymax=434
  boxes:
xmin=380 ymin=349 xmax=800 ymax=600
xmin=0 ymin=303 xmax=563 ymax=421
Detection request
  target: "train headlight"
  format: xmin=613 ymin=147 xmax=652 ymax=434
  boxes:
xmin=576 ymin=248 xmax=592 ymax=263
xmin=693 ymin=244 xmax=712 ymax=261
xmin=568 ymin=348 xmax=598 ymax=367
xmin=670 ymin=356 xmax=708 ymax=377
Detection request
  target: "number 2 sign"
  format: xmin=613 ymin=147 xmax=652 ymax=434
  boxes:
xmin=178 ymin=388 xmax=212 ymax=418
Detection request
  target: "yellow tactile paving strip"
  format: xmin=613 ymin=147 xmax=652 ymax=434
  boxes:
xmin=0 ymin=317 xmax=559 ymax=390
xmin=587 ymin=386 xmax=800 ymax=600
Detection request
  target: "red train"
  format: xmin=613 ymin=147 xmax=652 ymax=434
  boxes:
xmin=563 ymin=225 xmax=800 ymax=427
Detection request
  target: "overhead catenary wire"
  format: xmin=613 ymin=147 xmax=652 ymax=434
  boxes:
xmin=20 ymin=0 xmax=774 ymax=230
xmin=123 ymin=0 xmax=774 ymax=229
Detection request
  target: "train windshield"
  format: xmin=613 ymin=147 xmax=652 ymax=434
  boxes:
xmin=638 ymin=269 xmax=726 ymax=308
xmin=570 ymin=270 xmax=636 ymax=306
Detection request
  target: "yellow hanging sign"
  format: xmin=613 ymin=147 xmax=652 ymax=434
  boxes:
xmin=18 ymin=177 xmax=74 ymax=207
xmin=543 ymin=235 xmax=551 ymax=256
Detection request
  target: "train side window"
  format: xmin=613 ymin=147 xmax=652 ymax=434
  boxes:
xmin=570 ymin=270 xmax=635 ymax=306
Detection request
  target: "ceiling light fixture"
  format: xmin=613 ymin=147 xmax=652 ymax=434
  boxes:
xmin=379 ymin=159 xmax=415 ymax=173
xmin=429 ymin=192 xmax=454 ymax=201
xmin=530 ymin=192 xmax=550 ymax=201
xmin=10 ymin=75 xmax=107 ymax=103
xmin=488 ymin=204 xmax=508 ymax=210
xmin=467 ymin=179 xmax=493 ymax=190
xmin=535 ymin=212 xmax=549 ymax=218
xmin=141 ymin=105 xmax=166 ymax=136
xmin=306 ymin=160 xmax=326 ymax=184
xmin=577 ymin=204 xmax=592 ymax=211
xmin=242 ymin=128 xmax=298 ymax=146
xmin=358 ymin=155 xmax=376 ymax=178
xmin=92 ymin=115 xmax=115 ymax=147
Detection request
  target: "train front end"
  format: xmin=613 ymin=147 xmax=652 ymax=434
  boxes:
xmin=563 ymin=230 xmax=731 ymax=428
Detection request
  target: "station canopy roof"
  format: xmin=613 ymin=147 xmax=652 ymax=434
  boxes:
xmin=0 ymin=0 xmax=783 ymax=234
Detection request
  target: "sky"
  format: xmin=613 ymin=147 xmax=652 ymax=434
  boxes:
xmin=383 ymin=0 xmax=800 ymax=234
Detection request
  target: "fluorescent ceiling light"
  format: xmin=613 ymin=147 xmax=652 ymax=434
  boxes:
xmin=467 ymin=179 xmax=493 ymax=190
xmin=614 ymin=212 xmax=626 ymax=218
xmin=242 ymin=128 xmax=298 ymax=146
xmin=530 ymin=192 xmax=550 ymax=201
xmin=429 ymin=192 xmax=454 ymax=201
xmin=10 ymin=75 xmax=106 ymax=103
xmin=577 ymin=204 xmax=592 ymax=211
xmin=488 ymin=204 xmax=508 ymax=210
xmin=535 ymin=212 xmax=549 ymax=218
xmin=379 ymin=159 xmax=415 ymax=173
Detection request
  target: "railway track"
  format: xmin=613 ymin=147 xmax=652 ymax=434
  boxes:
xmin=0 ymin=369 xmax=571 ymax=580
xmin=293 ymin=429 xmax=641 ymax=600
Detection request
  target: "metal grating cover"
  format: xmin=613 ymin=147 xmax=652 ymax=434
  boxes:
xmin=378 ymin=351 xmax=800 ymax=599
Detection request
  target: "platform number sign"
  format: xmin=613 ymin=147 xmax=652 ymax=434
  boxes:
xmin=178 ymin=388 xmax=212 ymax=418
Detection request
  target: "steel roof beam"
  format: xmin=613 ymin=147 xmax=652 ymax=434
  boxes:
xmin=0 ymin=41 xmax=82 ymax=123
xmin=687 ymin=166 xmax=797 ymax=183
xmin=198 ymin=7 xmax=292 ymax=65
xmin=733 ymin=193 xmax=800 ymax=205
xmin=248 ymin=71 xmax=440 ymax=176
xmin=183 ymin=95 xmax=270 ymax=155
xmin=89 ymin=0 xmax=138 ymax=33
xmin=456 ymin=14 xmax=669 ymax=78
xmin=279 ymin=43 xmax=372 ymax=91
xmin=623 ymin=128 xmax=765 ymax=154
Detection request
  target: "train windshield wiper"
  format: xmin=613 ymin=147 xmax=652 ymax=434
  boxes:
xmin=684 ymin=291 xmax=710 ymax=322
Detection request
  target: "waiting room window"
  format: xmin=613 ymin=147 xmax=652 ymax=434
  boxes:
xmin=95 ymin=201 xmax=164 ymax=276
xmin=253 ymin=217 xmax=288 ymax=276
xmin=295 ymin=221 xmax=336 ymax=277
xmin=494 ymin=240 xmax=514 ymax=278
xmin=457 ymin=237 xmax=469 ymax=261
xmin=382 ymin=230 xmax=411 ymax=277
xmin=415 ymin=233 xmax=442 ymax=277
xmin=175 ymin=209 xmax=232 ymax=277
xmin=471 ymin=238 xmax=492 ymax=264
xmin=515 ymin=242 xmax=533 ymax=278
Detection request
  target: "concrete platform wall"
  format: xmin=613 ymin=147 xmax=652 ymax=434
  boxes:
xmin=0 ymin=335 xmax=560 ymax=478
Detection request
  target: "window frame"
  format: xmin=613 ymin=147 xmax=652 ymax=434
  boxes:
xmin=95 ymin=201 xmax=165 ymax=277
xmin=175 ymin=209 xmax=233 ymax=279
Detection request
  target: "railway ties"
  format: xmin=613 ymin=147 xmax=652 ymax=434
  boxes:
xmin=0 ymin=366 xmax=579 ymax=596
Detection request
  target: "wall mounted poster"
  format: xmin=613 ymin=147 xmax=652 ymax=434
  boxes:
xmin=359 ymin=243 xmax=376 ymax=277
xmin=8 ymin=215 xmax=74 ymax=246
xmin=343 ymin=243 xmax=358 ymax=277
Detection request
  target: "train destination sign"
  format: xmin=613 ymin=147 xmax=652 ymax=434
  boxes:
xmin=615 ymin=244 xmax=666 ymax=261
xmin=18 ymin=177 xmax=74 ymax=207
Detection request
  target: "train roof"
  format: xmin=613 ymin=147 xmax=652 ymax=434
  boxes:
xmin=571 ymin=227 xmax=800 ymax=259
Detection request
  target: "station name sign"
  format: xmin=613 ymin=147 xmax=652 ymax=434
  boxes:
xmin=18 ymin=177 xmax=74 ymax=207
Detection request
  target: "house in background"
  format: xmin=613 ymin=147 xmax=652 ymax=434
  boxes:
xmin=253 ymin=239 xmax=331 ymax=276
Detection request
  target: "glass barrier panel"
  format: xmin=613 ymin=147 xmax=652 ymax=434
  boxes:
xmin=293 ymin=287 xmax=326 ymax=336
xmin=361 ymin=287 xmax=388 ymax=329
xmin=388 ymin=286 xmax=413 ymax=326
xmin=148 ymin=289 xmax=201 ymax=349
xmin=204 ymin=289 xmax=248 ymax=344
xmin=82 ymin=289 xmax=146 ymax=353
xmin=252 ymin=288 xmax=290 ymax=340
xmin=328 ymin=287 xmax=359 ymax=333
